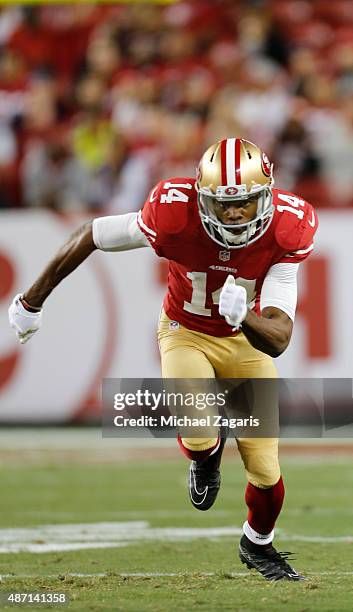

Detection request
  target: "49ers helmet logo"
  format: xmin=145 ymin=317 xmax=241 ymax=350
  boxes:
xmin=225 ymin=187 xmax=239 ymax=196
xmin=261 ymin=152 xmax=272 ymax=177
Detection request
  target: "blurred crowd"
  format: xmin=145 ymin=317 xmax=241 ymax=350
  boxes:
xmin=1 ymin=0 xmax=353 ymax=213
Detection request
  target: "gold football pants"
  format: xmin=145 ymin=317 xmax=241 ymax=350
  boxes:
xmin=158 ymin=310 xmax=280 ymax=488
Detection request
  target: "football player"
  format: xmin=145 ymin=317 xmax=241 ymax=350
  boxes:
xmin=9 ymin=138 xmax=317 ymax=581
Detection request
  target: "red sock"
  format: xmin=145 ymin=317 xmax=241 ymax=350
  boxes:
xmin=177 ymin=435 xmax=220 ymax=461
xmin=245 ymin=477 xmax=285 ymax=535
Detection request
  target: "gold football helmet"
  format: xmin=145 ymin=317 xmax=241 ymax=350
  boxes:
xmin=196 ymin=138 xmax=274 ymax=249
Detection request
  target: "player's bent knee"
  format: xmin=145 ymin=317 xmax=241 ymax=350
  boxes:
xmin=237 ymin=438 xmax=280 ymax=488
xmin=181 ymin=437 xmax=218 ymax=452
xmin=246 ymin=463 xmax=281 ymax=489
xmin=244 ymin=451 xmax=281 ymax=488
xmin=177 ymin=436 xmax=220 ymax=461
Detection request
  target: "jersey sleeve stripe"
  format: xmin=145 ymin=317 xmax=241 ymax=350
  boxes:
xmin=285 ymin=243 xmax=314 ymax=257
xmin=137 ymin=210 xmax=157 ymax=239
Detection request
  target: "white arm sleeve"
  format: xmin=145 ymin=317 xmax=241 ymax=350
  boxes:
xmin=260 ymin=263 xmax=299 ymax=322
xmin=92 ymin=212 xmax=150 ymax=252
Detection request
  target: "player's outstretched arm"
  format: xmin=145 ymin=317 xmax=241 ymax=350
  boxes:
xmin=8 ymin=221 xmax=96 ymax=343
xmin=8 ymin=212 xmax=150 ymax=343
xmin=23 ymin=221 xmax=96 ymax=308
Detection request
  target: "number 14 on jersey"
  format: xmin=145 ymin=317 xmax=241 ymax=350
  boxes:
xmin=184 ymin=272 xmax=256 ymax=317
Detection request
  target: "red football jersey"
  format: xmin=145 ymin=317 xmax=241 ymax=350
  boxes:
xmin=137 ymin=178 xmax=318 ymax=337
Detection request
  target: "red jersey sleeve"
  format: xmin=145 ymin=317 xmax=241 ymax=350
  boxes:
xmin=273 ymin=192 xmax=318 ymax=264
xmin=137 ymin=178 xmax=195 ymax=254
xmin=137 ymin=182 xmax=162 ymax=248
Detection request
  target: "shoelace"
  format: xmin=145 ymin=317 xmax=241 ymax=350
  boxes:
xmin=263 ymin=549 xmax=297 ymax=572
xmin=269 ymin=550 xmax=295 ymax=560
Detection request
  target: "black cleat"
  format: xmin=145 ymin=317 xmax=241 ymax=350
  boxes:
xmin=188 ymin=432 xmax=227 ymax=511
xmin=239 ymin=535 xmax=306 ymax=581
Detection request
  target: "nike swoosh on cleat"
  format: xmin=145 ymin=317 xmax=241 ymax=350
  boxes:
xmin=190 ymin=471 xmax=209 ymax=505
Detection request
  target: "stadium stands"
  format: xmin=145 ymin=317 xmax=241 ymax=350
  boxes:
xmin=0 ymin=1 xmax=353 ymax=211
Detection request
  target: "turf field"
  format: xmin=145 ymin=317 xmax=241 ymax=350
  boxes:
xmin=0 ymin=431 xmax=352 ymax=611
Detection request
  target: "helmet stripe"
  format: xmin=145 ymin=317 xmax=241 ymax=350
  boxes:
xmin=226 ymin=138 xmax=236 ymax=184
xmin=235 ymin=138 xmax=241 ymax=184
xmin=220 ymin=139 xmax=227 ymax=185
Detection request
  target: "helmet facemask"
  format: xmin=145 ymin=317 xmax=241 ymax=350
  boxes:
xmin=197 ymin=184 xmax=274 ymax=249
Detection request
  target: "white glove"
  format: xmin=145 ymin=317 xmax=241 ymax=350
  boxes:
xmin=219 ymin=275 xmax=247 ymax=330
xmin=8 ymin=294 xmax=43 ymax=344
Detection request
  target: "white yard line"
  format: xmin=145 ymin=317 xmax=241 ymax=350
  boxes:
xmin=0 ymin=522 xmax=352 ymax=554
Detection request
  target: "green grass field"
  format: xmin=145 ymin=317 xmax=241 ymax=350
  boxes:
xmin=0 ymin=435 xmax=352 ymax=611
